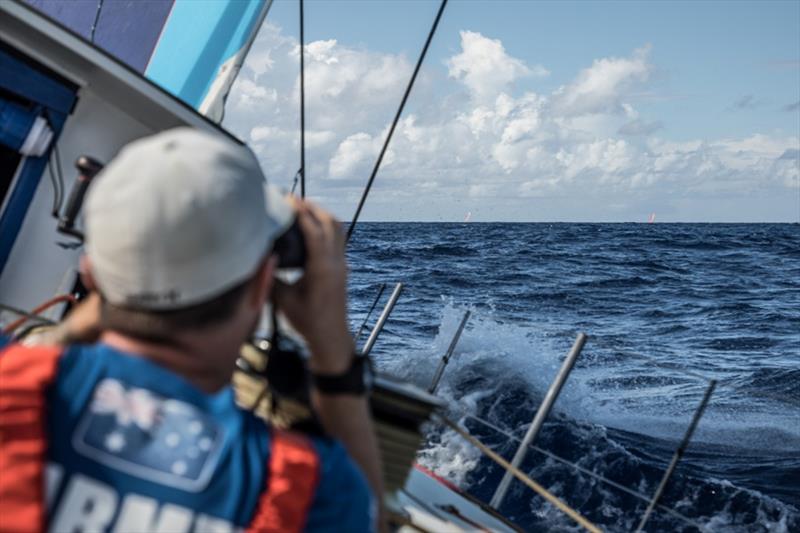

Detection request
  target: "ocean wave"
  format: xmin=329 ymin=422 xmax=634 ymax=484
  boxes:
xmin=352 ymin=223 xmax=800 ymax=530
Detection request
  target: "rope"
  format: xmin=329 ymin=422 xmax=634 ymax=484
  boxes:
xmin=1 ymin=294 xmax=77 ymax=335
xmin=0 ymin=303 xmax=56 ymax=327
xmin=436 ymin=413 xmax=603 ymax=533
xmin=346 ymin=0 xmax=448 ymax=242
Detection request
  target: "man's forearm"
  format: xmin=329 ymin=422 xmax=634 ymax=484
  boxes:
xmin=305 ymin=331 xmax=385 ymax=499
xmin=311 ymin=391 xmax=384 ymax=499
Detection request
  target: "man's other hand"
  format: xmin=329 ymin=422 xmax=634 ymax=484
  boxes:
xmin=274 ymin=199 xmax=353 ymax=374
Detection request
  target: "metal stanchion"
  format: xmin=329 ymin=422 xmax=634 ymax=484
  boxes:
xmin=635 ymin=380 xmax=716 ymax=532
xmin=489 ymin=332 xmax=588 ymax=510
xmin=428 ymin=310 xmax=470 ymax=393
xmin=361 ymin=283 xmax=403 ymax=357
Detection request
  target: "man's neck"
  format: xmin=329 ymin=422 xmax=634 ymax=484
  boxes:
xmin=100 ymin=330 xmax=239 ymax=393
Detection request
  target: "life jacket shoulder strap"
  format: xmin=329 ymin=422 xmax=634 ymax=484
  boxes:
xmin=0 ymin=344 xmax=63 ymax=533
xmin=247 ymin=429 xmax=321 ymax=533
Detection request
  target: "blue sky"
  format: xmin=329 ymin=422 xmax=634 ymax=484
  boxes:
xmin=226 ymin=0 xmax=800 ymax=222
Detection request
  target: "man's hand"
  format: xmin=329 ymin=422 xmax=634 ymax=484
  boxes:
xmin=272 ymin=199 xmax=386 ymax=529
xmin=273 ymin=199 xmax=353 ymax=374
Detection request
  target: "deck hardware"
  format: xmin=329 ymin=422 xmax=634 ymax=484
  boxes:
xmin=490 ymin=332 xmax=588 ymax=509
xmin=57 ymin=155 xmax=103 ymax=241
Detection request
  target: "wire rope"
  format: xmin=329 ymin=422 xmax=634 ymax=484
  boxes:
xmin=89 ymin=0 xmax=105 ymax=43
xmin=436 ymin=413 xmax=603 ymax=533
xmin=346 ymin=0 xmax=448 ymax=242
xmin=299 ymin=0 xmax=306 ymax=198
xmin=460 ymin=412 xmax=708 ymax=531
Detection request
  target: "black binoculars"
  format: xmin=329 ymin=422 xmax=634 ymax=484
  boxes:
xmin=272 ymin=217 xmax=307 ymax=270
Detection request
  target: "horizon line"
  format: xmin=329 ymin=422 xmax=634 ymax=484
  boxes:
xmin=354 ymin=220 xmax=800 ymax=224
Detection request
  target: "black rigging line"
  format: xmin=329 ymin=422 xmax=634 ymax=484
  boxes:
xmin=90 ymin=0 xmax=105 ymax=44
xmin=346 ymin=0 xmax=448 ymax=242
xmin=290 ymin=168 xmax=301 ymax=195
xmin=299 ymin=0 xmax=306 ymax=198
xmin=353 ymin=282 xmax=387 ymax=345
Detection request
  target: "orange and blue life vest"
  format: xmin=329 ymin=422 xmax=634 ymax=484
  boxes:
xmin=0 ymin=342 xmax=373 ymax=532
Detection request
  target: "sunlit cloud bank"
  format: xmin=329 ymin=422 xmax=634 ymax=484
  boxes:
xmin=224 ymin=24 xmax=799 ymax=221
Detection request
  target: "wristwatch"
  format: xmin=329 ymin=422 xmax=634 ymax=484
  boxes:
xmin=311 ymin=355 xmax=374 ymax=395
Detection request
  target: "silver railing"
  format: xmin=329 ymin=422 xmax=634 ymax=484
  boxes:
xmin=361 ymin=282 xmax=403 ymax=357
xmin=423 ymin=327 xmax=718 ymax=532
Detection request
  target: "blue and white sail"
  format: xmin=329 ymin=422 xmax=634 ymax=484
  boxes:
xmin=25 ymin=0 xmax=272 ymax=122
xmin=145 ymin=0 xmax=272 ymax=122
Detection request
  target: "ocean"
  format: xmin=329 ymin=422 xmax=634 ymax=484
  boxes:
xmin=346 ymin=223 xmax=799 ymax=532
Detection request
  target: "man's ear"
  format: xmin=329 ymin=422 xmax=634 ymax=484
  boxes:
xmin=249 ymin=254 xmax=277 ymax=309
xmin=79 ymin=255 xmax=98 ymax=291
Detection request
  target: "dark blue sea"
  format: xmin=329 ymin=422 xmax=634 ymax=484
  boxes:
xmin=346 ymin=223 xmax=799 ymax=532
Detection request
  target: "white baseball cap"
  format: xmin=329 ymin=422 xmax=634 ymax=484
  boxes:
xmin=84 ymin=127 xmax=293 ymax=310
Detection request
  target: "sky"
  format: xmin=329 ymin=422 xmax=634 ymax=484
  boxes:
xmin=223 ymin=0 xmax=800 ymax=222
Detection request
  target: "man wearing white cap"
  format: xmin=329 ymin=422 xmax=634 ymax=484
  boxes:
xmin=0 ymin=128 xmax=381 ymax=532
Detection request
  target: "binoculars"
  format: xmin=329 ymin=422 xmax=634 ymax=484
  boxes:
xmin=272 ymin=217 xmax=307 ymax=270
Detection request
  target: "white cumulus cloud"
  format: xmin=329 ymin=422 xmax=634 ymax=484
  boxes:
xmin=553 ymin=45 xmax=652 ymax=116
xmin=447 ymin=31 xmax=548 ymax=101
xmin=223 ymin=24 xmax=798 ymax=221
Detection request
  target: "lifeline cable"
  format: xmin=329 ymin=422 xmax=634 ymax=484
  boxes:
xmin=436 ymin=413 xmax=603 ymax=533
xmin=346 ymin=0 xmax=448 ymax=242
xmin=353 ymin=282 xmax=387 ymax=345
xmin=462 ymin=412 xmax=708 ymax=531
xmin=299 ymin=0 xmax=306 ymax=198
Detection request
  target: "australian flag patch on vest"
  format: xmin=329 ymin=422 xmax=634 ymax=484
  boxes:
xmin=73 ymin=378 xmax=223 ymax=492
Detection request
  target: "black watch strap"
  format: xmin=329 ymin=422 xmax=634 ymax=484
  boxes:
xmin=311 ymin=355 xmax=372 ymax=395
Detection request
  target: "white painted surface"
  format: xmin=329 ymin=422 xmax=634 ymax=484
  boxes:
xmin=398 ymin=468 xmax=516 ymax=532
xmin=0 ymin=2 xmax=238 ymax=321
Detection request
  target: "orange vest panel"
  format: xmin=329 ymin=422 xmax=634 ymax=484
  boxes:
xmin=0 ymin=345 xmax=320 ymax=533
xmin=247 ymin=429 xmax=321 ymax=533
xmin=0 ymin=344 xmax=63 ymax=533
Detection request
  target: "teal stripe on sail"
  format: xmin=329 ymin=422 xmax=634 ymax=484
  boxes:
xmin=145 ymin=0 xmax=265 ymax=110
